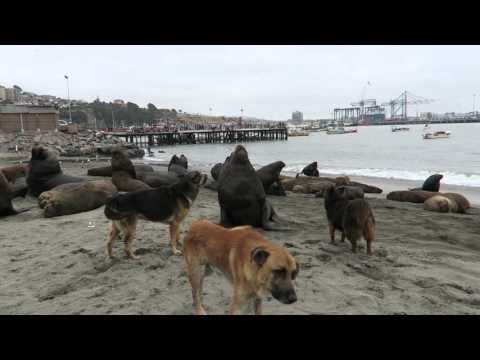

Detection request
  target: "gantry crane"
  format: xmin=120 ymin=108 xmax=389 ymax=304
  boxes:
xmin=381 ymin=91 xmax=434 ymax=120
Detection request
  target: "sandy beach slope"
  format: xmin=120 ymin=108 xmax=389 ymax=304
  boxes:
xmin=1 ymin=161 xmax=480 ymax=314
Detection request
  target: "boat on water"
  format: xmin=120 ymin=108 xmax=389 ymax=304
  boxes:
xmin=422 ymin=125 xmax=451 ymax=139
xmin=287 ymin=125 xmax=310 ymax=137
xmin=423 ymin=130 xmax=451 ymax=139
xmin=391 ymin=126 xmax=410 ymax=132
xmin=326 ymin=126 xmax=358 ymax=135
xmin=288 ymin=129 xmax=310 ymax=137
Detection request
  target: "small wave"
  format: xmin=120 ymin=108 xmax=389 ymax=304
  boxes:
xmin=283 ymin=165 xmax=480 ymax=187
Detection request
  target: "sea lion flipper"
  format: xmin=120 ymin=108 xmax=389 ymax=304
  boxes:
xmin=261 ymin=201 xmax=291 ymax=231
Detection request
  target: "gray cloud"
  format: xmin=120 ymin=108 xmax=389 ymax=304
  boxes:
xmin=1 ymin=45 xmax=479 ymax=119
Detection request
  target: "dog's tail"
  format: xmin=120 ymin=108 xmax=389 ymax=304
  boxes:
xmin=104 ymin=192 xmax=136 ymax=220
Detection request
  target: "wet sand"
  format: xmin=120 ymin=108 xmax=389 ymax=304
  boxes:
xmin=1 ymin=160 xmax=480 ymax=314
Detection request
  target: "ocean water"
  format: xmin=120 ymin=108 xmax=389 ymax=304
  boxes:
xmin=144 ymin=123 xmax=480 ymax=188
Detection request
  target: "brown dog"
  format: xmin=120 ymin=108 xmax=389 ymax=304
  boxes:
xmin=324 ymin=185 xmax=376 ymax=255
xmin=183 ymin=220 xmax=299 ymax=315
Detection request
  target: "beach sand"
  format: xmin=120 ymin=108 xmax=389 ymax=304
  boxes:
xmin=1 ymin=159 xmax=480 ymax=314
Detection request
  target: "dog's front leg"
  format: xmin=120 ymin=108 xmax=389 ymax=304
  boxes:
xmin=254 ymin=297 xmax=263 ymax=315
xmin=329 ymin=224 xmax=335 ymax=243
xmin=229 ymin=287 xmax=246 ymax=315
xmin=169 ymin=223 xmax=182 ymax=256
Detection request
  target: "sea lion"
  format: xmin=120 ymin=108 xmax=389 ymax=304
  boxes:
xmin=217 ymin=145 xmax=283 ymax=230
xmin=11 ymin=177 xmax=28 ymax=199
xmin=38 ymin=180 xmax=117 ymax=218
xmin=442 ymin=193 xmax=470 ymax=214
xmin=111 ymin=148 xmax=151 ymax=192
xmin=210 ymin=163 xmax=223 ymax=181
xmin=296 ymin=161 xmax=319 ymax=177
xmin=282 ymin=176 xmax=335 ymax=194
xmin=257 ymin=161 xmax=286 ymax=196
xmin=26 ymin=145 xmax=86 ymax=197
xmin=348 ymin=181 xmax=382 ymax=194
xmin=136 ymin=170 xmax=181 ymax=188
xmin=0 ymin=171 xmax=28 ymax=217
xmin=410 ymin=174 xmax=443 ymax=192
xmin=168 ymin=154 xmax=188 ymax=175
xmin=87 ymin=164 xmax=154 ymax=177
xmin=423 ymin=195 xmax=458 ymax=213
xmin=1 ymin=164 xmax=27 ymax=183
xmin=266 ymin=182 xmax=287 ymax=196
xmin=386 ymin=190 xmax=438 ymax=203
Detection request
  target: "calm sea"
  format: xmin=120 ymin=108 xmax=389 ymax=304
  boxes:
xmin=144 ymin=123 xmax=480 ymax=188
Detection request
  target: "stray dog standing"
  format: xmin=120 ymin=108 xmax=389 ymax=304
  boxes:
xmin=183 ymin=220 xmax=299 ymax=315
xmin=324 ymin=185 xmax=376 ymax=255
xmin=104 ymin=171 xmax=203 ymax=259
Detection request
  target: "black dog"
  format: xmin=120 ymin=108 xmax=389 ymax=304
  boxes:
xmin=104 ymin=171 xmax=204 ymax=259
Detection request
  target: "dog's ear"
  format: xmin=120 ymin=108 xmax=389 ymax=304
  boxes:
xmin=251 ymin=247 xmax=270 ymax=267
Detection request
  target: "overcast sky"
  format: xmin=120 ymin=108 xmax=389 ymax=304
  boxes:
xmin=1 ymin=45 xmax=480 ymax=120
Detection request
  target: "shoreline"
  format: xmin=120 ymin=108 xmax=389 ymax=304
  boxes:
xmin=2 ymin=152 xmax=479 ymax=206
xmin=1 ymin=159 xmax=480 ymax=314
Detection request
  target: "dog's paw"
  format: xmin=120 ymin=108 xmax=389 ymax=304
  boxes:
xmin=172 ymin=248 xmax=183 ymax=256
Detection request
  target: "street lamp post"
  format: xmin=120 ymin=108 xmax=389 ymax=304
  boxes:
xmin=64 ymin=75 xmax=72 ymax=123
xmin=473 ymin=94 xmax=476 ymax=114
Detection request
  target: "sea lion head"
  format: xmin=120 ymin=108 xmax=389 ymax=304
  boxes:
xmin=230 ymin=145 xmax=249 ymax=165
xmin=111 ymin=147 xmax=136 ymax=178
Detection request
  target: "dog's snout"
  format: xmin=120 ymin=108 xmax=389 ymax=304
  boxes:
xmin=286 ymin=290 xmax=297 ymax=304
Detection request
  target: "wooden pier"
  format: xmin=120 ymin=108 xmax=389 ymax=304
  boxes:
xmin=111 ymin=128 xmax=288 ymax=147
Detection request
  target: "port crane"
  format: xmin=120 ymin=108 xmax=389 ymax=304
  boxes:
xmin=381 ymin=91 xmax=434 ymax=120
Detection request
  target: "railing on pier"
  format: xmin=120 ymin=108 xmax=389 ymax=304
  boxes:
xmin=110 ymin=128 xmax=288 ymax=147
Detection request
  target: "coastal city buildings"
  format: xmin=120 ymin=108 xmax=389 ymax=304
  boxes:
xmin=291 ymin=111 xmax=303 ymax=124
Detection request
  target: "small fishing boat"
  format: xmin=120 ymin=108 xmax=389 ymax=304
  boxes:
xmin=392 ymin=126 xmax=410 ymax=132
xmin=423 ymin=130 xmax=451 ymax=139
xmin=422 ymin=125 xmax=451 ymax=139
xmin=326 ymin=126 xmax=358 ymax=135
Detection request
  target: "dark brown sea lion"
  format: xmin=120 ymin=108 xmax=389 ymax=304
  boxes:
xmin=38 ymin=180 xmax=117 ymax=218
xmin=217 ymin=145 xmax=284 ymax=230
xmin=348 ymin=181 xmax=383 ymax=194
xmin=168 ymin=154 xmax=188 ymax=175
xmin=87 ymin=164 xmax=154 ymax=177
xmin=296 ymin=161 xmax=319 ymax=177
xmin=257 ymin=161 xmax=286 ymax=196
xmin=210 ymin=163 xmax=223 ymax=181
xmin=410 ymin=174 xmax=443 ymax=192
xmin=111 ymin=148 xmax=151 ymax=192
xmin=26 ymin=145 xmax=86 ymax=197
xmin=0 ymin=164 xmax=27 ymax=183
xmin=386 ymin=190 xmax=438 ymax=203
xmin=0 ymin=171 xmax=28 ymax=217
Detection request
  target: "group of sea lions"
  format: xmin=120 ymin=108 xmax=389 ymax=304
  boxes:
xmin=386 ymin=174 xmax=471 ymax=214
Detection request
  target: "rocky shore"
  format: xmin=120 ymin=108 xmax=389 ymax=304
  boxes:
xmin=0 ymin=130 xmax=145 ymax=159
